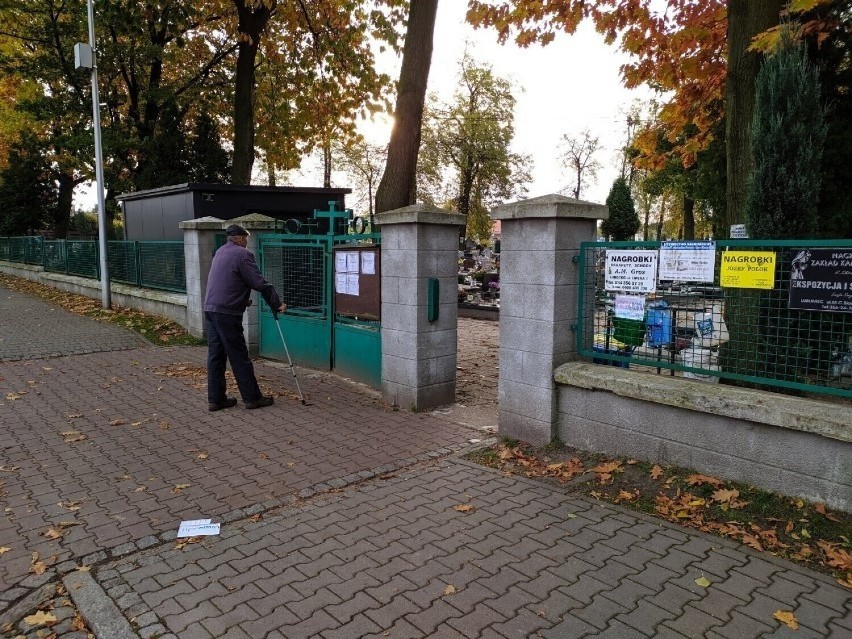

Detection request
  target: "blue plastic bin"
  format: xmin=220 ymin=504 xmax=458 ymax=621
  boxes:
xmin=646 ymin=302 xmax=672 ymax=348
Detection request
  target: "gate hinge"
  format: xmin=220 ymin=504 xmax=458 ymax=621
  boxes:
xmin=572 ymin=255 xmax=580 ymax=263
xmin=570 ymin=324 xmax=578 ymax=332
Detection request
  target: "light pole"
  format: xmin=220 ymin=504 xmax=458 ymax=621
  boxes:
xmin=74 ymin=0 xmax=110 ymax=308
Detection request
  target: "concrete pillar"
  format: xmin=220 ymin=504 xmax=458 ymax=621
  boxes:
xmin=491 ymin=194 xmax=608 ymax=446
xmin=180 ymin=213 xmax=278 ymax=356
xmin=179 ymin=216 xmax=224 ymax=339
xmin=376 ymin=204 xmax=466 ymax=411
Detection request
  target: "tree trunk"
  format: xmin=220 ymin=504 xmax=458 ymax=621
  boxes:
xmin=375 ymin=0 xmax=439 ymax=214
xmin=683 ymin=195 xmax=695 ymax=240
xmin=267 ymin=157 xmax=276 ymax=186
xmin=53 ymin=172 xmax=75 ymax=240
xmin=323 ymin=137 xmax=332 ymax=188
xmin=231 ymin=1 xmax=274 ymax=185
xmin=724 ymin=0 xmax=783 ymax=233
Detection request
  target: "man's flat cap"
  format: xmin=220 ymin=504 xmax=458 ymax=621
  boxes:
xmin=226 ymin=224 xmax=249 ymax=236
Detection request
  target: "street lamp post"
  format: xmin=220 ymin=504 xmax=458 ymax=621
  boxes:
xmin=75 ymin=0 xmax=110 ymax=308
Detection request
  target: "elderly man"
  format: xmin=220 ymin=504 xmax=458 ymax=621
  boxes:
xmin=204 ymin=224 xmax=286 ymax=410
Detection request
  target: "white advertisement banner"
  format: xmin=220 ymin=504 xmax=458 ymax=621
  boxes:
xmin=605 ymin=250 xmax=658 ymax=293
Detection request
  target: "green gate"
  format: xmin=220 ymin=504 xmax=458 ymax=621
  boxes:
xmin=257 ymin=204 xmax=382 ymax=388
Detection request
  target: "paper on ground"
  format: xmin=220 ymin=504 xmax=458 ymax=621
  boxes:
xmin=177 ymin=519 xmax=220 ymax=537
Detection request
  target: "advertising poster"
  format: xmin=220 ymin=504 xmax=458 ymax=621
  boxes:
xmin=720 ymin=251 xmax=776 ymax=289
xmin=614 ymin=294 xmax=646 ymax=321
xmin=604 ymin=250 xmax=658 ymax=293
xmin=788 ymin=248 xmax=852 ymax=313
xmin=659 ymin=241 xmax=716 ymax=282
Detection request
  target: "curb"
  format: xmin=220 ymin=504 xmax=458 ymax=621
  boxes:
xmin=63 ymin=571 xmax=138 ymax=639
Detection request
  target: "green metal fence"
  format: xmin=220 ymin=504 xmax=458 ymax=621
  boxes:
xmin=578 ymin=239 xmax=852 ymax=398
xmin=1 ymin=236 xmax=186 ymax=293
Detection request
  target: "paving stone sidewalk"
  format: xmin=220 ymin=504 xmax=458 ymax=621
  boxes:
xmin=99 ymin=458 xmax=851 ymax=639
xmin=2 ymin=284 xmax=849 ymax=638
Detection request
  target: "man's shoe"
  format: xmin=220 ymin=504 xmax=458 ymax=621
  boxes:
xmin=245 ymin=395 xmax=274 ymax=409
xmin=209 ymin=396 xmax=238 ymax=412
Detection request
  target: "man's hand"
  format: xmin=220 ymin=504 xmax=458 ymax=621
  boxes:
xmin=278 ymin=303 xmax=287 ymax=314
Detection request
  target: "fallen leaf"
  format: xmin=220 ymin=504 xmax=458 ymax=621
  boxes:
xmin=800 ymin=529 xmax=811 ymax=539
xmin=248 ymin=513 xmax=262 ymax=523
xmin=695 ymin=576 xmax=711 ymax=588
xmin=42 ymin=526 xmax=65 ymax=541
xmin=58 ymin=500 xmax=83 ymax=511
xmin=814 ymin=503 xmax=827 ymax=515
xmin=60 ymin=431 xmax=86 ymax=443
xmin=71 ymin=614 xmax=86 ymax=631
xmin=66 ymin=413 xmax=83 ymax=419
xmin=589 ymin=460 xmax=623 ymax=475
xmin=29 ymin=552 xmax=47 ymax=575
xmin=76 ymin=565 xmax=91 ymax=572
xmin=443 ymin=584 xmax=457 ymax=596
xmin=0 ymin=465 xmax=20 ymax=472
xmin=650 ymin=465 xmax=664 ymax=480
xmin=453 ymin=504 xmax=475 ymax=513
xmin=108 ymin=419 xmax=127 ymax=427
xmin=773 ymin=610 xmax=798 ymax=630
xmin=711 ymin=488 xmax=739 ymax=504
xmin=5 ymin=392 xmax=22 ymax=401
xmin=23 ymin=610 xmax=57 ymax=627
xmin=817 ymin=541 xmax=852 ymax=571
xmin=197 ymin=453 xmax=209 ymax=460
xmin=133 ymin=486 xmax=147 ymax=493
xmin=838 ymin=574 xmax=852 ymax=589
xmin=0 ymin=546 xmax=10 ymax=555
xmin=171 ymin=483 xmax=191 ymax=494
xmin=685 ymin=474 xmax=724 ymax=487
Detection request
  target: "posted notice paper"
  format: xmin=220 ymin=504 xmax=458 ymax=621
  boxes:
xmin=361 ymin=251 xmax=376 ymax=275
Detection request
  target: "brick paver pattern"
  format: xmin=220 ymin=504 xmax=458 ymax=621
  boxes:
xmin=0 ymin=285 xmax=476 ymax=594
xmin=104 ymin=460 xmax=852 ymax=639
xmin=2 ymin=284 xmax=850 ymax=639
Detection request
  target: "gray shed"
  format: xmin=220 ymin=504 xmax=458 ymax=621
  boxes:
xmin=116 ymin=183 xmax=351 ymax=240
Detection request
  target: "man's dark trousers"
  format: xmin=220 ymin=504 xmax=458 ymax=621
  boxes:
xmin=205 ymin=311 xmax=263 ymax=404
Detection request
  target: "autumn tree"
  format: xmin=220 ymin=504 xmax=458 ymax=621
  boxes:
xmin=333 ymin=137 xmax=387 ymax=226
xmin=375 ymin=0 xmax=439 ymax=214
xmin=231 ymin=0 xmax=405 ymax=185
xmin=417 ymin=53 xmax=531 ymax=243
xmin=558 ymin=129 xmax=602 ymax=200
xmin=466 ymin=0 xmax=803 ymax=235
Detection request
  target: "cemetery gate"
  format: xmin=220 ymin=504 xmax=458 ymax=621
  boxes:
xmin=257 ymin=203 xmax=382 ymax=388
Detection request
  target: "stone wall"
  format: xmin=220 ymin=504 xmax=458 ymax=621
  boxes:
xmin=555 ymin=362 xmax=852 ymax=512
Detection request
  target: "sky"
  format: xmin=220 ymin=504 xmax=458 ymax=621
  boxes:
xmin=310 ymin=1 xmax=655 ymax=213
xmin=78 ymin=2 xmax=654 ymax=212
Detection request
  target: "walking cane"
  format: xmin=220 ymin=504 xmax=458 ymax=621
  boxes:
xmin=273 ymin=312 xmax=306 ymax=405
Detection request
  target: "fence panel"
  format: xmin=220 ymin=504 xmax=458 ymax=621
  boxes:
xmin=138 ymin=241 xmax=186 ymax=293
xmin=65 ymin=240 xmax=99 ymax=279
xmin=578 ymin=240 xmax=852 ymax=398
xmin=43 ymin=240 xmax=66 ymax=273
xmin=108 ymin=241 xmax=139 ymax=286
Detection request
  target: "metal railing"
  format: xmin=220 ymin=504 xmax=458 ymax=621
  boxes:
xmin=578 ymin=239 xmax=852 ymax=398
xmin=1 ymin=236 xmax=186 ymax=293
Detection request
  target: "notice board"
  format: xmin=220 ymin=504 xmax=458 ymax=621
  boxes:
xmin=333 ymin=244 xmax=381 ymax=320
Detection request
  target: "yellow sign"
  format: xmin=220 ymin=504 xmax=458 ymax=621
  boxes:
xmin=720 ymin=251 xmax=776 ymax=289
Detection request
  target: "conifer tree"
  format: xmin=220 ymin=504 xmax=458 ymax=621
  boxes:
xmin=188 ymin=111 xmax=231 ymax=184
xmin=746 ymin=29 xmax=826 ymax=239
xmin=601 ymin=177 xmax=639 ymax=241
